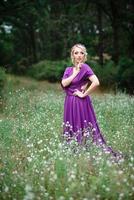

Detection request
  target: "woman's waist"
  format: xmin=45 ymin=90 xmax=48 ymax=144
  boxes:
xmin=65 ymin=92 xmax=91 ymax=100
xmin=65 ymin=90 xmax=81 ymax=96
xmin=65 ymin=87 xmax=81 ymax=93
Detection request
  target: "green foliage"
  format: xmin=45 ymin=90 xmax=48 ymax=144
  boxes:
xmin=27 ymin=60 xmax=71 ymax=82
xmin=101 ymin=61 xmax=118 ymax=89
xmin=88 ymin=59 xmax=134 ymax=94
xmin=11 ymin=57 xmax=30 ymax=75
xmin=0 ymin=31 xmax=14 ymax=65
xmin=0 ymin=67 xmax=6 ymax=99
xmin=0 ymin=0 xmax=133 ymax=67
xmin=88 ymin=60 xmax=118 ymax=90
xmin=0 ymin=0 xmax=133 ymax=94
xmin=117 ymin=57 xmax=134 ymax=94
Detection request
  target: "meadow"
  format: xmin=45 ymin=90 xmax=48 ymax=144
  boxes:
xmin=0 ymin=76 xmax=134 ymax=200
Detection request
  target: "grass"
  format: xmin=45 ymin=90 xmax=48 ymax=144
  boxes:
xmin=0 ymin=75 xmax=134 ymax=200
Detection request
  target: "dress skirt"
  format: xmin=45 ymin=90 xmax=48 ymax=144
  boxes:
xmin=63 ymin=95 xmax=106 ymax=145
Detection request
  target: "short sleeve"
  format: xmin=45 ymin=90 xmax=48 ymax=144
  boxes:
xmin=62 ymin=67 xmax=70 ymax=80
xmin=61 ymin=67 xmax=71 ymax=89
xmin=84 ymin=64 xmax=94 ymax=79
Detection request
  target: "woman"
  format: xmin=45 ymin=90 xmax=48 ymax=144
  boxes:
xmin=61 ymin=44 xmax=121 ymax=158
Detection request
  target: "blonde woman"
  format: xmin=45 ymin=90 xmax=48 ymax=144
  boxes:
xmin=61 ymin=43 xmax=122 ymax=159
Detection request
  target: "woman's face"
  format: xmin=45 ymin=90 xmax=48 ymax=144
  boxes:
xmin=73 ymin=47 xmax=85 ymax=64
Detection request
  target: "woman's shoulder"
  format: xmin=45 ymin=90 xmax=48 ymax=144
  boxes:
xmin=67 ymin=66 xmax=72 ymax=69
xmin=82 ymin=63 xmax=92 ymax=70
xmin=64 ymin=66 xmax=72 ymax=71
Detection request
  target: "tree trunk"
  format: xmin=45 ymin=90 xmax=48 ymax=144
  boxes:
xmin=97 ymin=4 xmax=103 ymax=66
xmin=112 ymin=22 xmax=119 ymax=63
xmin=29 ymin=23 xmax=37 ymax=63
xmin=110 ymin=1 xmax=120 ymax=63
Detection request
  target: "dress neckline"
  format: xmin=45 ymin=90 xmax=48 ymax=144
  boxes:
xmin=71 ymin=63 xmax=84 ymax=69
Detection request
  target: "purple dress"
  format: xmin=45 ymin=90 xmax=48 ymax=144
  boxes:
xmin=61 ymin=63 xmax=122 ymax=158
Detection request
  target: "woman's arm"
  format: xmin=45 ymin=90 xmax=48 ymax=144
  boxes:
xmin=73 ymin=75 xmax=100 ymax=97
xmin=61 ymin=67 xmax=80 ymax=87
xmin=81 ymin=82 xmax=91 ymax=93
xmin=83 ymin=75 xmax=100 ymax=96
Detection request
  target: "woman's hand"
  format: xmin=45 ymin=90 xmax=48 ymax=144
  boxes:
xmin=72 ymin=62 xmax=83 ymax=76
xmin=72 ymin=67 xmax=80 ymax=76
xmin=77 ymin=62 xmax=83 ymax=69
xmin=73 ymin=89 xmax=86 ymax=98
xmin=81 ymin=83 xmax=88 ymax=93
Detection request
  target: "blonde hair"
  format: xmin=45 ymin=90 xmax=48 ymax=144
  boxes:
xmin=71 ymin=43 xmax=88 ymax=64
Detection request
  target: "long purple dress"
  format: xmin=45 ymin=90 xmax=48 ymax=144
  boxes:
xmin=61 ymin=63 xmax=122 ymax=158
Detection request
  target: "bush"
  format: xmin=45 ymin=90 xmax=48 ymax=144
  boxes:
xmin=11 ymin=57 xmax=30 ymax=75
xmin=91 ymin=58 xmax=134 ymax=94
xmin=88 ymin=60 xmax=118 ymax=90
xmin=0 ymin=67 xmax=6 ymax=99
xmin=27 ymin=60 xmax=71 ymax=82
xmin=117 ymin=57 xmax=134 ymax=94
xmin=101 ymin=61 xmax=118 ymax=88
